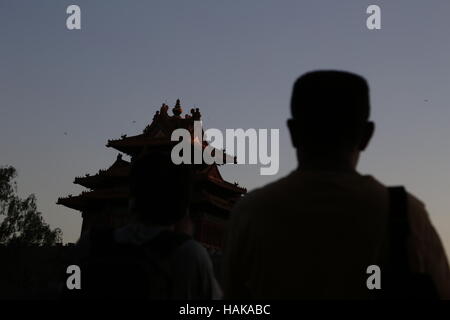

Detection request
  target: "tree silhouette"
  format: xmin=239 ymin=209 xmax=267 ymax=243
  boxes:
xmin=0 ymin=166 xmax=62 ymax=246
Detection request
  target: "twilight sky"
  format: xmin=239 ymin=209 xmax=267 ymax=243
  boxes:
xmin=1 ymin=0 xmax=450 ymax=257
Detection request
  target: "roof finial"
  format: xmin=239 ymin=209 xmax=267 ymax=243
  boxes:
xmin=160 ymin=103 xmax=169 ymax=115
xmin=153 ymin=110 xmax=160 ymax=121
xmin=191 ymin=107 xmax=201 ymax=120
xmin=173 ymin=99 xmax=182 ymax=117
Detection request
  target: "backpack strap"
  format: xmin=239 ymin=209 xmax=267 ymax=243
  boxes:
xmin=387 ymin=186 xmax=410 ymax=275
xmin=385 ymin=186 xmax=439 ymax=299
xmin=373 ymin=186 xmax=409 ymax=299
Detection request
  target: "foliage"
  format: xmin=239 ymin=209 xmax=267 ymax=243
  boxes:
xmin=0 ymin=166 xmax=62 ymax=246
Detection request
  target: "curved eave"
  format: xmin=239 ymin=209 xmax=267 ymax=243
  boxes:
xmin=106 ymin=135 xmax=236 ymax=163
xmin=57 ymin=189 xmax=129 ymax=211
xmin=196 ymin=175 xmax=246 ymax=194
xmin=74 ymin=175 xmax=128 ymax=189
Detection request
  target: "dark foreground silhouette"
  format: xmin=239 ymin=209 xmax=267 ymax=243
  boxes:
xmin=64 ymin=152 xmax=221 ymax=299
xmin=223 ymin=71 xmax=450 ymax=299
xmin=62 ymin=71 xmax=450 ymax=300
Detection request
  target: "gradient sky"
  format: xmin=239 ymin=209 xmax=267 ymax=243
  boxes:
xmin=1 ymin=0 xmax=450 ymax=257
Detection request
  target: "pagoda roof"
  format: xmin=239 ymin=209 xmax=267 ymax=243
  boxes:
xmin=58 ymin=100 xmax=246 ymax=215
xmin=56 ymin=187 xmax=128 ymax=211
xmin=106 ymin=100 xmax=235 ymax=163
xmin=74 ymin=154 xmax=130 ymax=189
xmin=57 ymin=185 xmax=237 ymax=214
xmin=106 ymin=101 xmax=200 ymax=155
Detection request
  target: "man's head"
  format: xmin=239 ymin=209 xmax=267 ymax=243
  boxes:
xmin=287 ymin=71 xmax=375 ymax=169
xmin=129 ymin=151 xmax=194 ymax=226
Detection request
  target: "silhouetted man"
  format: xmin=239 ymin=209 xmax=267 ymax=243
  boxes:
xmin=74 ymin=151 xmax=221 ymax=299
xmin=223 ymin=71 xmax=450 ymax=299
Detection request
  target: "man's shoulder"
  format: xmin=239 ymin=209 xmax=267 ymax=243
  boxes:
xmin=234 ymin=172 xmax=296 ymax=209
xmin=233 ymin=171 xmax=387 ymax=211
xmin=114 ymin=224 xmax=209 ymax=262
xmin=404 ymin=191 xmax=432 ymax=240
xmin=405 ymin=191 xmax=426 ymax=214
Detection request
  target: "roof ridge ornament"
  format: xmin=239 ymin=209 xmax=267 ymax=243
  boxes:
xmin=160 ymin=103 xmax=169 ymax=115
xmin=153 ymin=110 xmax=160 ymax=121
xmin=173 ymin=99 xmax=183 ymax=117
xmin=190 ymin=107 xmax=201 ymax=120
